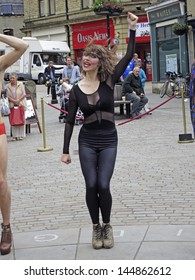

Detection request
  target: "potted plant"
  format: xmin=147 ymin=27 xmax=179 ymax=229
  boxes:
xmin=172 ymin=23 xmax=189 ymax=36
xmin=92 ymin=0 xmax=124 ymax=16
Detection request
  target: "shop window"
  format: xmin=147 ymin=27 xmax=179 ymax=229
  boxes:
xmin=157 ymin=25 xmax=175 ymax=40
xmin=158 ymin=39 xmax=179 ymax=80
xmin=39 ymin=0 xmax=45 ymax=17
xmin=49 ymin=0 xmax=55 ymax=15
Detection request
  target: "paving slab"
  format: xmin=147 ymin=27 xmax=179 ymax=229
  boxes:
xmin=13 ymin=228 xmax=80 ymax=249
xmin=135 ymin=242 xmax=195 ymax=260
xmin=76 ymin=242 xmax=140 ymax=260
xmin=79 ymin=225 xmax=148 ymax=243
xmin=144 ymin=225 xmax=195 ymax=241
xmin=15 ymin=244 xmax=77 ymax=260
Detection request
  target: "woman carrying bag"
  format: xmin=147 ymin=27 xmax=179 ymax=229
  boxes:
xmin=7 ymin=73 xmax=27 ymax=141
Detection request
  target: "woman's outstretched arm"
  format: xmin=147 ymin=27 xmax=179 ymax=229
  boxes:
xmin=0 ymin=34 xmax=29 ymax=71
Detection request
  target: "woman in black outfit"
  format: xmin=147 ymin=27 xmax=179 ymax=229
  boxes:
xmin=61 ymin=12 xmax=138 ymax=249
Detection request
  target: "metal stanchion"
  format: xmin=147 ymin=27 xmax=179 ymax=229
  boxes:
xmin=178 ymin=85 xmax=194 ymax=143
xmin=37 ymin=97 xmax=53 ymax=152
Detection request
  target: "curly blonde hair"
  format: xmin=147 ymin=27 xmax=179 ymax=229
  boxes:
xmin=82 ymin=43 xmax=117 ymax=82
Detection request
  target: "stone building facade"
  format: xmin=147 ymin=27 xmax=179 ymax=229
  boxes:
xmin=21 ymin=0 xmax=154 ymax=80
xmin=1 ymin=0 xmax=195 ymax=85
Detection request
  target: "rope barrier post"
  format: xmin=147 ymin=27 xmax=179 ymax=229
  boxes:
xmin=37 ymin=97 xmax=53 ymax=152
xmin=178 ymin=85 xmax=194 ymax=143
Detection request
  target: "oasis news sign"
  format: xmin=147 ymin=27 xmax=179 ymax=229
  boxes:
xmin=72 ymin=20 xmax=114 ymax=49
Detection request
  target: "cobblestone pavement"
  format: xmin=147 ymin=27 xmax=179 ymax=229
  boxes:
xmin=3 ymin=82 xmax=195 ymax=234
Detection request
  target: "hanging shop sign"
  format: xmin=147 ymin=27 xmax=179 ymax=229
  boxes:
xmin=72 ymin=20 xmax=115 ymax=49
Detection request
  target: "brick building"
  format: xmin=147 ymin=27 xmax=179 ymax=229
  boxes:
xmin=21 ymin=0 xmax=154 ymax=80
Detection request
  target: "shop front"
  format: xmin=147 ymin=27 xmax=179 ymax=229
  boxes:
xmin=72 ymin=20 xmax=115 ymax=65
xmin=145 ymin=0 xmax=189 ymax=84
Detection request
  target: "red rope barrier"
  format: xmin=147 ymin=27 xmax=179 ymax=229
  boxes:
xmin=44 ymin=94 xmax=177 ymax=125
xmin=44 ymin=101 xmax=84 ymax=120
xmin=116 ymin=94 xmax=177 ymax=126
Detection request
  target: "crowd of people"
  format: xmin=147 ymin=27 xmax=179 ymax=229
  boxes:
xmin=47 ymin=52 xmax=151 ymax=121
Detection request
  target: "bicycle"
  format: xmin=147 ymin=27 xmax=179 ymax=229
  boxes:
xmin=159 ymin=71 xmax=190 ymax=99
xmin=160 ymin=71 xmax=180 ymax=98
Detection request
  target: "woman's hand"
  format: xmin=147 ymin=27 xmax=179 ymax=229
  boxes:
xmin=61 ymin=154 xmax=71 ymax=164
xmin=127 ymin=12 xmax=138 ymax=31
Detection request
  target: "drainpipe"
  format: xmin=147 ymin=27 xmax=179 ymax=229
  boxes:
xmin=65 ymin=0 xmax=71 ymax=51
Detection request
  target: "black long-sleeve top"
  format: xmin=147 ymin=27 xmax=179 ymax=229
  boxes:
xmin=63 ymin=30 xmax=136 ymax=154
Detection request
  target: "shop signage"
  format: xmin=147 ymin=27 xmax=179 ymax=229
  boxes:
xmin=136 ymin=22 xmax=150 ymax=37
xmin=126 ymin=16 xmax=150 ymax=44
xmin=72 ymin=20 xmax=114 ymax=49
xmin=148 ymin=3 xmax=181 ymax=24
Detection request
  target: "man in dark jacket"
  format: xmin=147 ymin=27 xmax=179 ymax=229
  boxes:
xmin=44 ymin=61 xmax=63 ymax=96
xmin=122 ymin=66 xmax=148 ymax=118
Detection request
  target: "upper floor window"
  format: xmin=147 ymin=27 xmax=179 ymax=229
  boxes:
xmin=39 ymin=0 xmax=45 ymax=17
xmin=1 ymin=4 xmax=13 ymax=15
xmin=49 ymin=0 xmax=55 ymax=15
xmin=82 ymin=0 xmax=93 ymax=9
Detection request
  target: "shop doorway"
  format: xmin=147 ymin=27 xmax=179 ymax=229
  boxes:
xmin=135 ymin=44 xmax=152 ymax=81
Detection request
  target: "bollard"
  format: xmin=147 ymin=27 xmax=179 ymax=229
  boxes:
xmin=178 ymin=85 xmax=194 ymax=143
xmin=51 ymin=84 xmax=58 ymax=104
xmin=37 ymin=97 xmax=53 ymax=152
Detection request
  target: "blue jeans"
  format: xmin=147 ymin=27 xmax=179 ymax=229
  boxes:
xmin=125 ymin=92 xmax=148 ymax=114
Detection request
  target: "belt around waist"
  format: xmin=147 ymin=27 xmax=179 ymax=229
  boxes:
xmin=84 ymin=111 xmax=114 ymax=124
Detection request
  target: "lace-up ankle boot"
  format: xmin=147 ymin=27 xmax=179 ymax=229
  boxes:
xmin=92 ymin=223 xmax=103 ymax=249
xmin=102 ymin=223 xmax=114 ymax=249
xmin=0 ymin=223 xmax=12 ymax=255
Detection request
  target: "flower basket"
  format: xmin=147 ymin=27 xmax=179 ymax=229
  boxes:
xmin=92 ymin=0 xmax=124 ymax=16
xmin=94 ymin=7 xmax=110 ymax=15
xmin=172 ymin=23 xmax=189 ymax=36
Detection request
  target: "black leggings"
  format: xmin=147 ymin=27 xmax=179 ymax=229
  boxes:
xmin=79 ymin=145 xmax=117 ymax=224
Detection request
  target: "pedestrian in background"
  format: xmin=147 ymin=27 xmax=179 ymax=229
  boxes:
xmin=62 ymin=57 xmax=81 ymax=85
xmin=44 ymin=61 xmax=57 ymax=96
xmin=122 ymin=66 xmax=148 ymax=118
xmin=61 ymin=12 xmax=138 ymax=250
xmin=0 ymin=34 xmax=28 ymax=255
xmin=134 ymin=62 xmax=151 ymax=114
xmin=7 ymin=73 xmax=27 ymax=141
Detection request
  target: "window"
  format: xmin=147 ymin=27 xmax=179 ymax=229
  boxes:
xmin=39 ymin=0 xmax=45 ymax=17
xmin=33 ymin=55 xmax=41 ymax=66
xmin=49 ymin=0 xmax=55 ymax=15
xmin=82 ymin=0 xmax=92 ymax=9
xmin=3 ymin=28 xmax=14 ymax=36
xmin=157 ymin=25 xmax=176 ymax=40
xmin=1 ymin=5 xmax=13 ymax=15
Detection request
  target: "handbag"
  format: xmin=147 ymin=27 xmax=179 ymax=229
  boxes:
xmin=0 ymin=96 xmax=10 ymax=116
xmin=9 ymin=106 xmax=25 ymax=126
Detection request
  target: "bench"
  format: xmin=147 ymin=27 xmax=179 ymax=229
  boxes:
xmin=114 ymin=83 xmax=131 ymax=117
